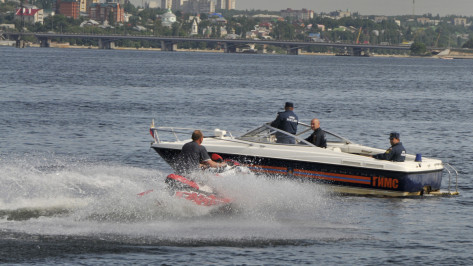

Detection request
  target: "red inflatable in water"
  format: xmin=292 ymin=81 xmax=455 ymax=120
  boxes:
xmin=165 ymin=173 xmax=232 ymax=207
xmin=138 ymin=155 xmax=247 ymax=209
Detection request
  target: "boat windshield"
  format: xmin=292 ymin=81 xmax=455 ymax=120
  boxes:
xmin=237 ymin=122 xmax=351 ymax=145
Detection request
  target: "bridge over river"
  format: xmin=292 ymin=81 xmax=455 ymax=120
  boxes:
xmin=4 ymin=32 xmax=411 ymax=55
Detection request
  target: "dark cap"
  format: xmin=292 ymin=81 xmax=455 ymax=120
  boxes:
xmin=389 ymin=132 xmax=400 ymax=139
xmin=285 ymin=102 xmax=294 ymax=108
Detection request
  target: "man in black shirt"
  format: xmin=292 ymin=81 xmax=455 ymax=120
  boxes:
xmin=305 ymin=118 xmax=327 ymax=148
xmin=270 ymin=102 xmax=299 ymax=144
xmin=175 ymin=130 xmax=226 ymax=175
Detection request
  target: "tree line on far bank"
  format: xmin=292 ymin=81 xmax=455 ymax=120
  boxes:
xmin=2 ymin=0 xmax=473 ymax=54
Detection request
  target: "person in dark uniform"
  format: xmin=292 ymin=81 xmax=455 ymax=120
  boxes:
xmin=305 ymin=118 xmax=327 ymax=148
xmin=175 ymin=130 xmax=227 ymax=176
xmin=373 ymin=132 xmax=406 ymax=162
xmin=270 ymin=102 xmax=299 ymax=144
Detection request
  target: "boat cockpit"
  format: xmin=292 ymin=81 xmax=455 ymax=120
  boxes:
xmin=236 ymin=122 xmax=391 ymax=158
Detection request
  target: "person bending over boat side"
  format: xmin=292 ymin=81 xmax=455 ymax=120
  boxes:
xmin=175 ymin=130 xmax=227 ymax=176
xmin=270 ymin=102 xmax=299 ymax=144
xmin=372 ymin=132 xmax=406 ymax=162
xmin=305 ymin=118 xmax=327 ymax=148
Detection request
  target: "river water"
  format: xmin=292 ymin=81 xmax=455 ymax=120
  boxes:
xmin=1 ymin=47 xmax=472 ymax=264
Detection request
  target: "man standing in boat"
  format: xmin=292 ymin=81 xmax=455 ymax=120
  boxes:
xmin=305 ymin=118 xmax=327 ymax=148
xmin=175 ymin=130 xmax=227 ymax=176
xmin=270 ymin=102 xmax=299 ymax=144
xmin=372 ymin=132 xmax=406 ymax=162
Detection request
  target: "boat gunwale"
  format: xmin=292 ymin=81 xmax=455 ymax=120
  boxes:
xmin=151 ymin=145 xmax=444 ymax=175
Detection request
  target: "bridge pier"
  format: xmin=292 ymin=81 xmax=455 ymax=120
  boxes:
xmin=38 ymin=37 xmax=51 ymax=48
xmin=98 ymin=38 xmax=115 ymax=49
xmin=353 ymin=47 xmax=362 ymax=56
xmin=223 ymin=42 xmax=237 ymax=53
xmin=160 ymin=41 xmax=177 ymax=51
xmin=15 ymin=39 xmax=25 ymax=48
xmin=10 ymin=33 xmax=26 ymax=48
xmin=352 ymin=47 xmax=370 ymax=56
xmin=287 ymin=46 xmax=301 ymax=55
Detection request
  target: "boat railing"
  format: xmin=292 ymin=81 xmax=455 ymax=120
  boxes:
xmin=152 ymin=127 xmax=197 ymax=143
xmin=150 ymin=121 xmax=234 ymax=144
xmin=444 ymin=163 xmax=459 ymax=194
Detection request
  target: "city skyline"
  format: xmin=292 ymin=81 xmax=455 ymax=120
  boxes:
xmin=236 ymin=0 xmax=473 ymax=16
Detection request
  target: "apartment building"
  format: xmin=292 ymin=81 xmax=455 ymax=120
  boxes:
xmin=280 ymin=8 xmax=314 ymax=20
xmin=216 ymin=0 xmax=235 ymax=10
xmin=57 ymin=0 xmax=80 ymax=19
xmin=88 ymin=2 xmax=125 ymax=23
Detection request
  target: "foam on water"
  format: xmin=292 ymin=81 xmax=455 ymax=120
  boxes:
xmin=0 ymin=154 xmax=362 ymax=244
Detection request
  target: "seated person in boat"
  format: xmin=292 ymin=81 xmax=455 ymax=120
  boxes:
xmin=305 ymin=118 xmax=327 ymax=148
xmin=372 ymin=132 xmax=406 ymax=162
xmin=175 ymin=130 xmax=227 ymax=175
xmin=270 ymin=102 xmax=299 ymax=144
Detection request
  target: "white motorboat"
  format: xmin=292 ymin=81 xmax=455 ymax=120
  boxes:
xmin=149 ymin=120 xmax=458 ymax=197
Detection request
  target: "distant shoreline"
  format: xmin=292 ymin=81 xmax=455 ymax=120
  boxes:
xmin=4 ymin=41 xmax=473 ymax=59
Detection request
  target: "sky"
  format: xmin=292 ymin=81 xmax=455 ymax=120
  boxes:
xmin=236 ymin=0 xmax=473 ymax=16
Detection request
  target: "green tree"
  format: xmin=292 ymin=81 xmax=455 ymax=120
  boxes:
xmin=123 ymin=0 xmax=137 ymax=15
xmin=410 ymin=42 xmax=427 ymax=55
xmin=128 ymin=15 xmax=140 ymax=27
xmin=171 ymin=22 xmax=181 ymax=36
xmin=210 ymin=25 xmax=217 ymax=37
xmin=138 ymin=7 xmax=162 ymax=22
xmin=462 ymin=38 xmax=473 ymax=48
xmin=108 ymin=10 xmax=115 ymax=26
xmin=35 ymin=0 xmax=54 ymax=10
xmin=272 ymin=21 xmax=295 ymax=40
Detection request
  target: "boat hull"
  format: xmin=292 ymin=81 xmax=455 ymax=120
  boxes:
xmin=152 ymin=147 xmax=443 ymax=196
